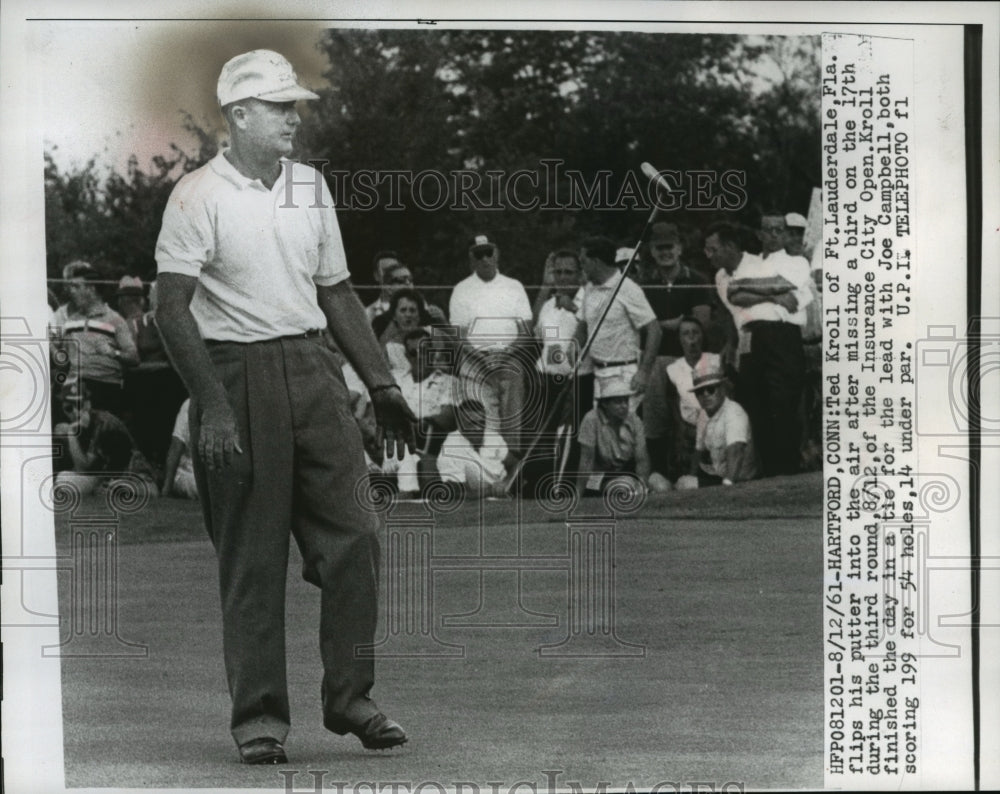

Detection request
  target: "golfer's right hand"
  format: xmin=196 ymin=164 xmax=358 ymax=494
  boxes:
xmin=198 ymin=401 xmax=243 ymax=471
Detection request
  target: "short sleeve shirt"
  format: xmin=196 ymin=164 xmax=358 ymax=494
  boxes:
xmin=578 ymin=407 xmax=645 ymax=472
xmin=535 ymin=290 xmax=583 ymax=375
xmin=642 ymin=266 xmax=712 ymax=357
xmin=577 ymin=272 xmax=656 ymax=364
xmin=437 ymin=430 xmax=508 ymax=486
xmin=695 ymin=397 xmax=757 ymax=480
xmin=155 ymin=151 xmax=349 ymax=341
xmin=49 ymin=302 xmax=137 ymax=385
xmin=448 ymin=272 xmax=533 ymax=349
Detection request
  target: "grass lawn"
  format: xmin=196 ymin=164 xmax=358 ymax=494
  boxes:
xmin=55 ymin=472 xmax=823 ymax=790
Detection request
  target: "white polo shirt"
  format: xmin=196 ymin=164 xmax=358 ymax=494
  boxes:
xmin=716 ymin=250 xmax=812 ymax=329
xmin=155 ymin=151 xmax=349 ymax=341
xmin=448 ymin=272 xmax=532 ymax=349
xmin=696 ymin=397 xmax=758 ymax=480
xmin=577 ymin=271 xmax=656 ymax=365
xmin=535 ymin=290 xmax=583 ymax=375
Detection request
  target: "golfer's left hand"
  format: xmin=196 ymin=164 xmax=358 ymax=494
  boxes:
xmin=371 ymin=386 xmax=417 ymax=461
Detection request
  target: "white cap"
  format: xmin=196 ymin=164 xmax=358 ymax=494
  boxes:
xmin=595 ymin=371 xmax=634 ymax=400
xmin=217 ymin=50 xmax=320 ymax=106
xmin=784 ymin=212 xmax=808 ymax=229
xmin=615 ymin=246 xmax=636 ymax=264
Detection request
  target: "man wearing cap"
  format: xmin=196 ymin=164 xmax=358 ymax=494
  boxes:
xmin=448 ymin=233 xmax=534 ymax=455
xmin=575 ymin=371 xmax=651 ymax=497
xmin=155 ymin=49 xmax=414 ymax=764
xmin=574 ymin=235 xmax=661 ymax=412
xmin=49 ymin=261 xmax=140 ymax=417
xmin=639 ymin=222 xmax=712 ymax=476
xmin=706 ymin=219 xmax=811 ymax=477
xmin=684 ymin=362 xmax=757 ymax=487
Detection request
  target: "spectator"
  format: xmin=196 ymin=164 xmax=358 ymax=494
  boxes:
xmin=574 ymin=235 xmax=661 ymax=412
xmin=719 ymin=215 xmax=812 ymax=476
xmin=374 ymin=287 xmax=433 ymax=376
xmin=52 ymin=380 xmax=157 ymax=496
xmin=395 ymin=329 xmax=459 ymax=497
xmin=437 ymin=399 xmax=513 ymax=499
xmin=364 ymin=250 xmax=405 ymax=322
xmin=680 ymin=362 xmax=757 ymax=488
xmin=49 ymin=262 xmax=140 ymax=416
xmin=576 ymin=371 xmax=652 ymax=497
xmin=115 ymin=275 xmax=148 ymax=340
xmin=124 ymin=279 xmax=189 ymax=466
xmin=665 ymin=317 xmax=721 ymax=483
xmin=449 ymin=232 xmax=534 ymax=455
xmin=526 ymin=249 xmax=589 ymax=488
xmin=368 ymin=255 xmax=447 ymax=327
xmin=640 ymin=222 xmax=713 ymax=476
xmin=161 ymin=398 xmax=198 ymax=499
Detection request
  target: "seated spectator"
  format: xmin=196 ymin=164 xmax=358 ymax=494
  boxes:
xmin=374 ymin=288 xmax=434 ymax=376
xmin=437 ymin=399 xmax=514 ymax=499
xmin=664 ymin=317 xmax=721 ymax=483
xmin=368 ymin=254 xmax=447 ymax=327
xmin=395 ymin=330 xmax=459 ymax=497
xmin=115 ymin=275 xmax=147 ymax=340
xmin=49 ymin=261 xmax=140 ymax=417
xmin=678 ymin=362 xmax=758 ymax=489
xmin=52 ymin=380 xmax=157 ymax=496
xmin=525 ymin=249 xmax=588 ymax=490
xmin=120 ymin=279 xmax=189 ymax=465
xmin=640 ymin=222 xmax=713 ymax=474
xmin=160 ymin=398 xmax=198 ymax=499
xmin=576 ymin=372 xmax=653 ymax=497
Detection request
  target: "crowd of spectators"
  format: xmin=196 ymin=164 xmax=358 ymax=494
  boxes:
xmin=48 ymin=210 xmax=822 ymax=502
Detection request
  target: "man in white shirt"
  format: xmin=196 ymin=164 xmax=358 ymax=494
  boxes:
xmin=686 ymin=363 xmax=758 ymax=487
xmin=574 ymin=235 xmax=661 ymax=413
xmin=437 ymin=399 xmax=512 ymax=498
xmin=665 ymin=317 xmax=721 ymax=482
xmin=448 ymin=233 xmax=534 ymax=455
xmin=705 ymin=220 xmax=810 ymax=476
xmin=154 ymin=50 xmax=413 ymax=764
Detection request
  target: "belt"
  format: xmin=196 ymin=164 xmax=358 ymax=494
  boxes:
xmin=743 ymin=320 xmax=798 ymax=331
xmin=204 ymin=329 xmax=324 ymax=346
xmin=591 ymin=357 xmax=638 ymax=369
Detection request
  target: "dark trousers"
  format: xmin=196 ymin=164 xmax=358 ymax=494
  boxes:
xmin=190 ymin=336 xmax=381 ymax=745
xmin=740 ymin=321 xmax=805 ymax=477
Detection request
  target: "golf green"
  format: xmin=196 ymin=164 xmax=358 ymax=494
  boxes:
xmin=56 ymin=472 xmax=822 ymax=790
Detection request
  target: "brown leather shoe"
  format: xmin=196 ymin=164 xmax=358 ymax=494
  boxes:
xmin=238 ymin=737 xmax=288 ymax=764
xmin=350 ymin=713 xmax=408 ymax=750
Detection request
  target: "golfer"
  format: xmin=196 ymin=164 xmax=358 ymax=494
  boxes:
xmin=155 ymin=50 xmax=414 ymax=764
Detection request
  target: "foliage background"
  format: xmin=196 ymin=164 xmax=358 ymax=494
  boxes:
xmin=43 ymin=31 xmax=820 ymax=306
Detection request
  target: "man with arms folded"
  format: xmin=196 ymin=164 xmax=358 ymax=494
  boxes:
xmin=706 ymin=220 xmax=811 ymax=477
xmin=155 ymin=50 xmax=414 ymax=765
